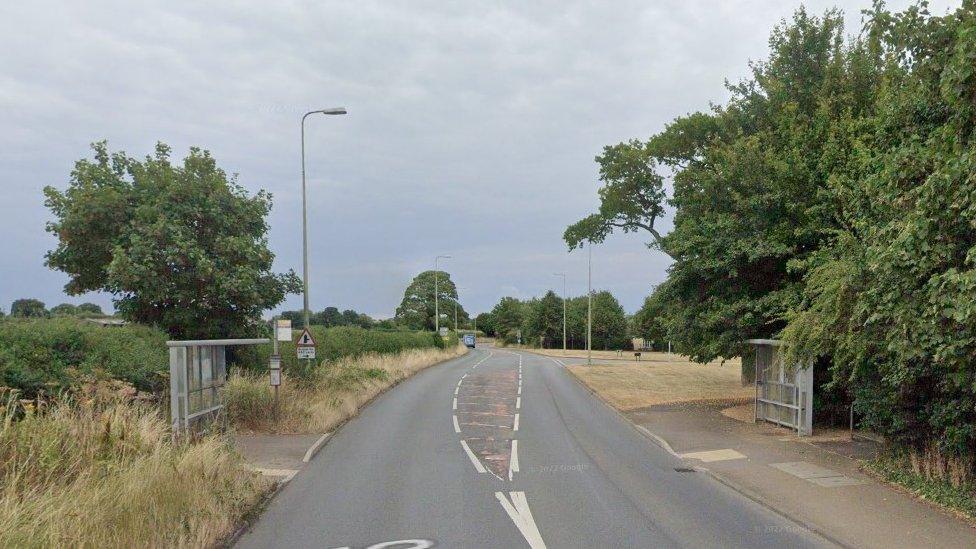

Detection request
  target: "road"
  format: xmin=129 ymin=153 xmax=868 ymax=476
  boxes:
xmin=237 ymin=347 xmax=833 ymax=549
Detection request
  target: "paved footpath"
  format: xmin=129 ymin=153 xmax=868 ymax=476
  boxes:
xmin=237 ymin=347 xmax=832 ymax=548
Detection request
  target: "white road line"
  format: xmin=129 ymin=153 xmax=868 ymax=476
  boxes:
xmin=513 ymin=413 xmax=520 ymax=431
xmin=454 ymin=386 xmax=459 ymax=396
xmin=461 ymin=440 xmax=486 ymax=473
xmin=495 ymin=491 xmax=546 ymax=549
xmin=518 ymin=385 xmax=522 ymax=396
xmin=509 ymin=440 xmax=520 ymax=480
xmin=516 ymin=396 xmax=521 ymax=409
xmin=460 ymin=440 xmax=487 ymax=473
xmin=453 ymin=415 xmax=461 ymax=433
xmin=452 ymin=398 xmax=458 ymax=410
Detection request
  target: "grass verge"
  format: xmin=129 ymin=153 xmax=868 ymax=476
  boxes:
xmin=864 ymin=451 xmax=976 ymax=521
xmin=225 ymin=344 xmax=468 ymax=433
xmin=564 ymin=356 xmax=750 ymax=410
xmin=0 ymin=393 xmax=270 ymax=548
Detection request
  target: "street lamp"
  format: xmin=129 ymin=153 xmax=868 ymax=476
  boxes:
xmin=553 ymin=273 xmax=567 ymax=354
xmin=301 ymin=107 xmax=347 ymax=328
xmin=434 ymin=255 xmax=452 ymax=334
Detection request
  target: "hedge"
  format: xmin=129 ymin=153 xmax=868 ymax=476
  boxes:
xmin=0 ymin=318 xmax=168 ymax=397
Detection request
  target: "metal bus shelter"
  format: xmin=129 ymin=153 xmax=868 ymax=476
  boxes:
xmin=168 ymin=338 xmax=269 ymax=434
xmin=747 ymin=339 xmax=813 ymax=436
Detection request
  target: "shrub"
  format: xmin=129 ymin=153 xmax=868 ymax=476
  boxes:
xmin=237 ymin=326 xmax=444 ymax=380
xmin=0 ymin=318 xmax=168 ymax=397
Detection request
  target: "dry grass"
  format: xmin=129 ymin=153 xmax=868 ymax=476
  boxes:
xmin=0 ymin=393 xmax=270 ymax=548
xmin=226 ymin=344 xmax=467 ymax=434
xmin=565 ymin=354 xmax=751 ymax=411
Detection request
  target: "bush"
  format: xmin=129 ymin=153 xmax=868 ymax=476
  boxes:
xmin=0 ymin=318 xmax=168 ymax=397
xmin=238 ymin=326 xmax=444 ymax=380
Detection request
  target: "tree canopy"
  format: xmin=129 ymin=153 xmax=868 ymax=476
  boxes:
xmin=567 ymin=2 xmax=976 ymax=457
xmin=10 ymin=299 xmax=47 ymax=318
xmin=44 ymin=142 xmax=301 ymax=338
xmin=394 ymin=270 xmax=467 ymax=331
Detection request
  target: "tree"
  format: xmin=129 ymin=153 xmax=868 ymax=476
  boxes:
xmin=10 ymin=299 xmax=48 ymax=318
xmin=44 ymin=142 xmax=301 ymax=338
xmin=76 ymin=303 xmax=104 ymax=316
xmin=491 ymin=297 xmax=523 ymax=342
xmin=566 ymin=8 xmax=874 ymax=362
xmin=475 ymin=312 xmax=495 ymax=336
xmin=589 ymin=291 xmax=628 ymax=349
xmin=525 ymin=291 xmax=564 ymax=347
xmin=50 ymin=303 xmax=79 ymax=316
xmin=632 ymin=287 xmax=669 ymax=351
xmin=394 ymin=270 xmax=464 ymax=331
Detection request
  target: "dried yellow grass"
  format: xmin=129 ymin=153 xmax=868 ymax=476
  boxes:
xmin=226 ymin=344 xmax=467 ymax=434
xmin=565 ymin=354 xmax=751 ymax=411
xmin=0 ymin=396 xmax=270 ymax=548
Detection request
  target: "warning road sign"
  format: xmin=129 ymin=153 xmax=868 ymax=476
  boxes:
xmin=297 ymin=328 xmax=316 ymax=346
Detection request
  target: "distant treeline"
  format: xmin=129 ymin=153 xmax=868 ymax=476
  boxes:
xmin=2 ymin=298 xmax=105 ymax=319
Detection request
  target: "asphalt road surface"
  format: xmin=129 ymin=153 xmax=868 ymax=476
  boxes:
xmin=237 ymin=347 xmax=833 ymax=549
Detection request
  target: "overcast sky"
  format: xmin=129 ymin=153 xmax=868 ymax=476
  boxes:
xmin=0 ymin=0 xmax=958 ymax=319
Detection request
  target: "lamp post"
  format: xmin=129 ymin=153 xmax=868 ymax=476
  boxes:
xmin=553 ymin=273 xmax=567 ymax=354
xmin=301 ymin=107 xmax=347 ymax=328
xmin=434 ymin=255 xmax=452 ymax=334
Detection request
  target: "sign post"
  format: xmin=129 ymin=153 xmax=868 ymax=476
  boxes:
xmin=270 ymin=318 xmax=290 ymax=423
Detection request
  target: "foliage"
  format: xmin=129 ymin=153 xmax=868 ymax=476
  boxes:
xmin=486 ymin=290 xmax=629 ymax=349
xmin=44 ymin=141 xmax=301 ymax=339
xmin=632 ymin=285 xmax=669 ymax=351
xmin=524 ymin=290 xmax=564 ymax=346
xmin=10 ymin=298 xmax=48 ymax=318
xmin=242 ymin=326 xmax=445 ymax=381
xmin=280 ymin=306 xmax=375 ymax=329
xmin=394 ymin=270 xmax=467 ymax=330
xmin=0 ymin=391 xmax=269 ymax=547
xmin=782 ymin=2 xmax=976 ymax=456
xmin=0 ymin=317 xmax=168 ymax=397
xmin=474 ymin=312 xmax=496 ymax=336
xmin=50 ymin=303 xmax=78 ymax=316
xmin=490 ymin=297 xmax=524 ymax=342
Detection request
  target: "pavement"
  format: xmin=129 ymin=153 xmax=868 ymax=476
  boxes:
xmin=236 ymin=347 xmax=832 ymax=548
xmin=617 ymin=400 xmax=976 ymax=549
xmin=234 ymin=432 xmax=331 ymax=482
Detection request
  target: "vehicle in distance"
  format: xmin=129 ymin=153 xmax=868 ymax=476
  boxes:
xmin=463 ymin=333 xmax=476 ymax=348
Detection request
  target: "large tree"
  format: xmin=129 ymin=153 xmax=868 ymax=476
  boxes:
xmin=490 ymin=297 xmax=524 ymax=342
xmin=44 ymin=142 xmax=301 ymax=338
xmin=566 ymin=8 xmax=876 ymax=362
xmin=394 ymin=270 xmax=465 ymax=331
xmin=10 ymin=299 xmax=48 ymax=318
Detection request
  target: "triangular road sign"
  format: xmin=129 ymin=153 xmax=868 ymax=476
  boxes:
xmin=297 ymin=328 xmax=316 ymax=346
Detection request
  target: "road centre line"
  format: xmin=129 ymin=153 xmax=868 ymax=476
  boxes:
xmin=459 ymin=440 xmax=487 ymax=473
xmin=458 ymin=421 xmax=511 ymax=429
xmin=516 ymin=396 xmax=521 ymax=409
xmin=453 ymin=415 xmax=461 ymax=433
xmin=513 ymin=413 xmax=520 ymax=431
xmin=452 ymin=398 xmax=457 ymax=410
xmin=509 ymin=439 xmax=519 ymax=481
xmin=495 ymin=491 xmax=546 ymax=549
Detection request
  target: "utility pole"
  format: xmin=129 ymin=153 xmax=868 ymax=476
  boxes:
xmin=554 ymin=272 xmax=567 ymax=354
xmin=587 ymin=243 xmax=593 ymax=366
xmin=434 ymin=255 xmax=451 ymax=334
xmin=301 ymin=107 xmax=347 ymax=328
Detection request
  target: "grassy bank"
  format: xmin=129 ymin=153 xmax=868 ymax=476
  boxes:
xmin=226 ymin=344 xmax=466 ymax=433
xmin=0 ymin=392 xmax=269 ymax=547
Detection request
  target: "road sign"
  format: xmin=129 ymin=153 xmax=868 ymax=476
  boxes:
xmin=270 ymin=369 xmax=281 ymax=386
xmin=297 ymin=328 xmax=316 ymax=346
xmin=276 ymin=319 xmax=292 ymax=342
xmin=269 ymin=354 xmax=281 ymax=370
xmin=297 ymin=346 xmax=316 ymax=359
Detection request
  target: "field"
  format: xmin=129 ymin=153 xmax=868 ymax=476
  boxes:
xmin=559 ymin=352 xmax=751 ymax=410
